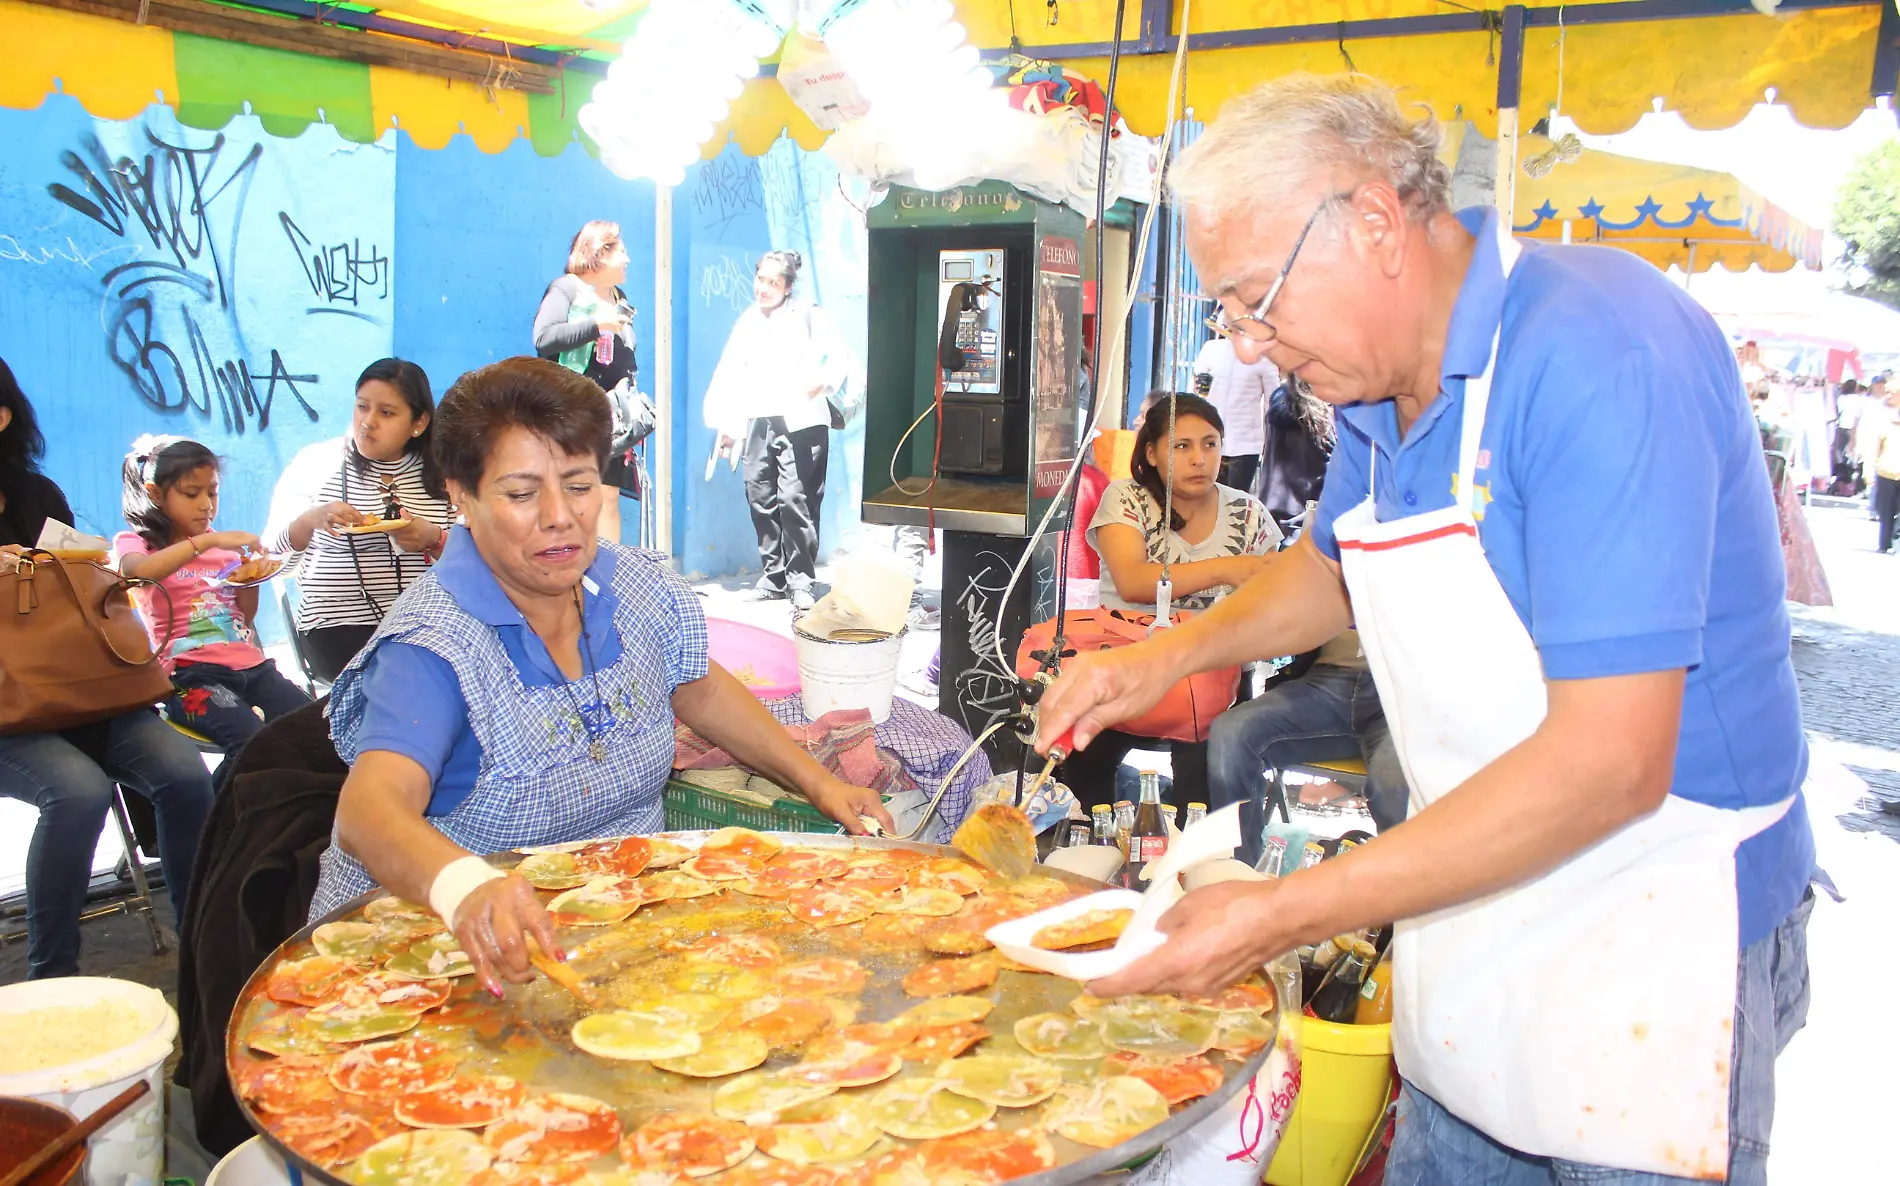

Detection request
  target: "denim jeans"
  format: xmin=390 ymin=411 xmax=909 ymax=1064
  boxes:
xmin=1386 ymin=890 xmax=1815 ymax=1186
xmin=167 ymin=658 xmax=313 ymax=752
xmin=0 ymin=708 xmax=215 ymax=977
xmin=1206 ymin=662 xmax=1408 ymax=863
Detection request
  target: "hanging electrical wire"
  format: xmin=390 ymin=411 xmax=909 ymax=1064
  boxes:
xmin=991 ymin=0 xmax=1195 ymax=674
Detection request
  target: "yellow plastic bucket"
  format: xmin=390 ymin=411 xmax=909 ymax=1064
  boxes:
xmin=1264 ymin=1017 xmax=1393 ymax=1186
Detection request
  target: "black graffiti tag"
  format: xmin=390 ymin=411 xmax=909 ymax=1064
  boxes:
xmin=106 ymin=300 xmax=317 ymax=431
xmin=49 ymin=127 xmax=261 ymax=310
xmin=280 ymin=213 xmax=390 ymax=318
xmin=45 ymin=124 xmax=320 ymax=432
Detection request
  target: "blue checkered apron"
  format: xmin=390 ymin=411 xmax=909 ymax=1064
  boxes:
xmin=309 ymin=544 xmax=706 ymax=919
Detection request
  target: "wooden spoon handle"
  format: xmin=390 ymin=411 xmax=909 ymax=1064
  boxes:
xmin=0 ymin=1079 xmax=150 ymax=1186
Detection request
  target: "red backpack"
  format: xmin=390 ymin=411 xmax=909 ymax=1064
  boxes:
xmin=1015 ymin=607 xmax=1241 ymax=745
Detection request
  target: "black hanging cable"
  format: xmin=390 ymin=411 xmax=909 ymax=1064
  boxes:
xmin=1046 ymin=0 xmax=1129 ymax=670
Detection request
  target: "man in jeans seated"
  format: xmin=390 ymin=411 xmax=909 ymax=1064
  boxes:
xmin=1207 ymin=628 xmax=1409 ymax=864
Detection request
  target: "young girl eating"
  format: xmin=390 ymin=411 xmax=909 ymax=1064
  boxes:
xmin=115 ymin=435 xmax=312 ymax=750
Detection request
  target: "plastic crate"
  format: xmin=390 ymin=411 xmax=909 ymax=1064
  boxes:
xmin=663 ymin=778 xmax=844 ymax=834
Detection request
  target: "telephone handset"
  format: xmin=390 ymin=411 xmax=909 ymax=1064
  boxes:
xmin=938 ymin=282 xmax=978 ymax=373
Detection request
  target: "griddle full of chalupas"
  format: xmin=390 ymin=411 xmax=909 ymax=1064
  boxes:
xmin=226 ymin=830 xmax=1279 ymax=1186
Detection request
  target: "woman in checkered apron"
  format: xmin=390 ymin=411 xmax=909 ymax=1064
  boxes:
xmin=313 ymin=358 xmax=893 ymax=994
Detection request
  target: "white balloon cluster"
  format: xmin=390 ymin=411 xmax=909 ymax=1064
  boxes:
xmin=580 ymin=0 xmax=793 ymax=186
xmin=816 ymin=0 xmax=1003 ymax=190
xmin=580 ymin=0 xmax=1000 ymax=189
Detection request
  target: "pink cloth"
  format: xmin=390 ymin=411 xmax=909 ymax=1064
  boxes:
xmin=111 ymin=532 xmax=266 ymax=673
xmin=673 ymin=706 xmax=917 ymax=796
xmin=1771 ymin=475 xmax=1833 ymax=607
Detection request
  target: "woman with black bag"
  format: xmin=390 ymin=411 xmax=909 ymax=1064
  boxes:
xmin=0 ymin=360 xmax=213 ymax=978
xmin=534 ymin=220 xmax=650 ymax=545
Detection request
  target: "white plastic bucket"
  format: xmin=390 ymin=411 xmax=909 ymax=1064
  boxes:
xmin=793 ymin=624 xmax=906 ymax=724
xmin=207 ymin=1136 xmax=299 ymax=1185
xmin=0 ymin=977 xmax=177 ymax=1186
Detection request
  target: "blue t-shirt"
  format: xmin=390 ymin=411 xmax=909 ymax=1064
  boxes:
xmin=1311 ymin=207 xmax=1814 ymax=947
xmin=353 ymin=531 xmax=635 ymax=817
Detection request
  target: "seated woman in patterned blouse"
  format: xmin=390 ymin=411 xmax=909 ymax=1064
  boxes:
xmin=312 ymin=357 xmax=892 ymax=994
xmin=1060 ymin=392 xmax=1282 ymax=811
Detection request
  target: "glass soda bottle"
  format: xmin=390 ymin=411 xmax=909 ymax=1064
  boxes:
xmin=1126 ymin=772 xmax=1169 ymax=887
xmin=1311 ymin=939 xmax=1377 ymax=1023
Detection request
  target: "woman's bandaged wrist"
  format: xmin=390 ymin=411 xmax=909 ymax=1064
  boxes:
xmin=429 ymin=856 xmax=505 ymax=925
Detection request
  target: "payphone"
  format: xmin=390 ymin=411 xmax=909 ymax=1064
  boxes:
xmin=860 ymin=182 xmax=1088 ymax=767
xmin=935 ymin=248 xmax=1013 ymax=475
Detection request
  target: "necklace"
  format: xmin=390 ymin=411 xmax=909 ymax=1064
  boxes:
xmin=555 ymin=585 xmax=614 ymax=762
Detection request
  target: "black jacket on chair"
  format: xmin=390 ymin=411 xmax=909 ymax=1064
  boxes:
xmin=174 ymin=698 xmax=347 ymax=1156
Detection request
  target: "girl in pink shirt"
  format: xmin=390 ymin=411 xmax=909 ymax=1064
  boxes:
xmin=115 ymin=436 xmax=311 ymax=750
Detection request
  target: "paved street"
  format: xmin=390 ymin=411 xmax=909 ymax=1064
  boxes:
xmin=1769 ymin=500 xmax=1899 ymax=1182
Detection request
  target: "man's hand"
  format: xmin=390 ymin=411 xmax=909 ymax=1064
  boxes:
xmin=449 ymin=874 xmax=562 ymax=997
xmin=803 ymin=778 xmax=896 ymax=836
xmin=1087 ymin=879 xmax=1298 ymax=998
xmin=1035 ymin=642 xmax=1181 ymax=754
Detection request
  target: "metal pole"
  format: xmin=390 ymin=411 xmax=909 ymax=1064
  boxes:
xmin=654 ymin=183 xmax=675 ymax=560
xmin=1493 ymin=6 xmax=1526 ymax=220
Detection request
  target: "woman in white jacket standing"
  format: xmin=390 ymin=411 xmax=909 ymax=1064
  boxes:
xmin=703 ymin=251 xmax=850 ymax=610
xmin=264 ymin=358 xmax=455 ymax=682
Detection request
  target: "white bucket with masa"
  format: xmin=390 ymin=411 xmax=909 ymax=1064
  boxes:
xmin=794 ymin=623 xmax=907 ymax=724
xmin=0 ymin=977 xmax=177 ymax=1186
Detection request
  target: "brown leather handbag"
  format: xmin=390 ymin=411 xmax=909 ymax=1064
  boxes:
xmin=0 ymin=549 xmax=175 ymax=734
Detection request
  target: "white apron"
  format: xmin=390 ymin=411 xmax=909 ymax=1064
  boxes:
xmin=1331 ymin=229 xmax=1792 ymax=1180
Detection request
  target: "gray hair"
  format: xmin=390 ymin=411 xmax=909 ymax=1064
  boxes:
xmin=1172 ymin=74 xmax=1452 ymax=225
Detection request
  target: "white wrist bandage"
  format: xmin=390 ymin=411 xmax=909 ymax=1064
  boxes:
xmin=428 ymin=856 xmax=505 ymax=927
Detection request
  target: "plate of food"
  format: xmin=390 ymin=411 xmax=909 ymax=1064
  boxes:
xmin=338 ymin=514 xmax=410 ymax=536
xmin=220 ymin=553 xmax=287 ymax=588
xmin=227 ymin=830 xmax=1279 ymax=1186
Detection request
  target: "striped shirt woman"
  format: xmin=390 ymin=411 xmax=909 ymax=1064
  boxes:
xmin=264 ymin=359 xmax=453 ymax=682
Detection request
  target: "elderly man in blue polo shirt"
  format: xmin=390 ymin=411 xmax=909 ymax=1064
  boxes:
xmin=1039 ymin=75 xmax=1815 ymax=1185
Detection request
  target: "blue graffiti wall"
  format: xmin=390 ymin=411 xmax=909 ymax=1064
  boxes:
xmin=0 ymin=95 xmax=394 ymax=553
xmin=390 ymin=134 xmax=655 ymax=437
xmin=2 ymin=91 xmax=877 ymax=641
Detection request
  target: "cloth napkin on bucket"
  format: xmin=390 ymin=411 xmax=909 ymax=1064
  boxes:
xmin=673 ymin=707 xmax=916 ymax=797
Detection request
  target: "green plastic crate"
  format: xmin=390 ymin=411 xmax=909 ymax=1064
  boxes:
xmin=663 ymin=778 xmax=843 ymax=834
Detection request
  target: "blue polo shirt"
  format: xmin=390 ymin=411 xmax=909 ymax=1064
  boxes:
xmin=353 ymin=528 xmax=630 ymax=817
xmin=1311 ymin=207 xmax=1814 ymax=947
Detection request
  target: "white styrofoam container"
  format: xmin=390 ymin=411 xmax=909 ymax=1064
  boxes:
xmin=0 ymin=977 xmax=177 ymax=1186
xmin=206 ymin=1136 xmax=299 ymax=1186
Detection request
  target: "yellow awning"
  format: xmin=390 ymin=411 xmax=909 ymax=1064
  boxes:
xmin=1513 ymin=138 xmax=1825 ymax=273
xmin=2 ymin=0 xmax=1889 ymax=154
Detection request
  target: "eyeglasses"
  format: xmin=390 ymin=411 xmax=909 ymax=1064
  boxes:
xmin=1204 ymin=191 xmax=1353 ymax=344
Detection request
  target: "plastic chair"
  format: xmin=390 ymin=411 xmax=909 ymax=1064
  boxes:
xmin=277 ymin=577 xmax=323 ymax=696
xmin=107 ymin=786 xmax=169 ymax=955
xmin=165 ymin=717 xmax=224 ymax=756
xmin=1266 ymin=755 xmax=1369 ymax=826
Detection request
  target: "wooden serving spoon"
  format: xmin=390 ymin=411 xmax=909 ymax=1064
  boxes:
xmin=0 ymin=1080 xmax=149 ymax=1186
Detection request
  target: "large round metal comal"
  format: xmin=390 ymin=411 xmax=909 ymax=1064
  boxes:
xmin=227 ymin=832 xmax=1278 ymax=1185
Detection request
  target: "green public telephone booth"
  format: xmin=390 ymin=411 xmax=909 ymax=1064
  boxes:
xmin=861 ymin=181 xmax=1089 ymax=766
